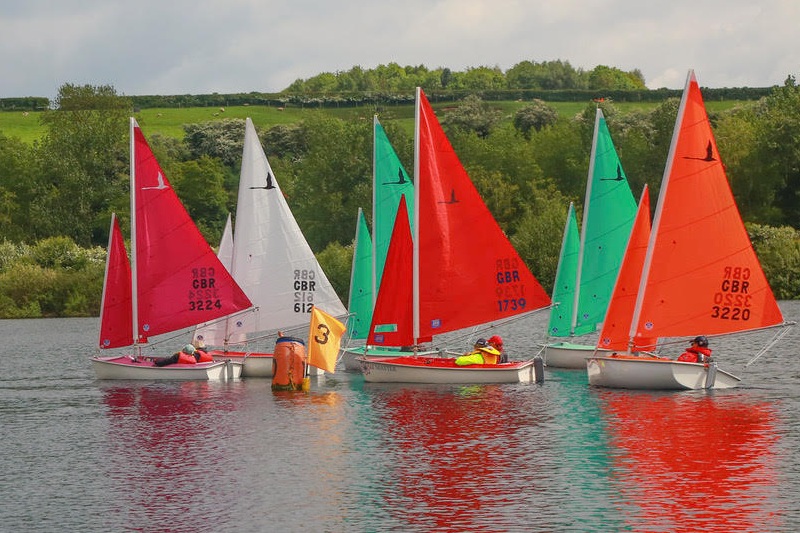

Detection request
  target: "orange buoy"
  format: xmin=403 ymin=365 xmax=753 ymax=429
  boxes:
xmin=271 ymin=336 xmax=307 ymax=391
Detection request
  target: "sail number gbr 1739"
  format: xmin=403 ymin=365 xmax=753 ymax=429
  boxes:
xmin=495 ymin=258 xmax=526 ymax=312
xmin=711 ymin=266 xmax=752 ymax=321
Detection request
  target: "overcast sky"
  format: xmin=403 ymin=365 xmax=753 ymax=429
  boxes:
xmin=1 ymin=0 xmax=797 ymax=100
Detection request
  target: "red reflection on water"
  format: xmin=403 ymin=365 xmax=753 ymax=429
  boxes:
xmin=370 ymin=385 xmax=521 ymax=532
xmin=599 ymin=391 xmax=781 ymax=532
xmin=101 ymin=383 xmax=235 ymax=530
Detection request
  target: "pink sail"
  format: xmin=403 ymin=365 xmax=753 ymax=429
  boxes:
xmin=98 ymin=214 xmax=133 ymax=349
xmin=131 ymin=121 xmax=252 ymax=343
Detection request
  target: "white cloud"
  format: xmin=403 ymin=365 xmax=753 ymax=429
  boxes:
xmin=1 ymin=0 xmax=798 ymax=99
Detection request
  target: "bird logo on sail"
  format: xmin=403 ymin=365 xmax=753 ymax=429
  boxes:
xmin=600 ymin=164 xmax=626 ymax=182
xmin=439 ymin=189 xmax=459 ymax=204
xmin=250 ymin=171 xmax=277 ymax=190
xmin=684 ymin=141 xmax=716 ymax=162
xmin=383 ymin=167 xmax=409 ymax=186
xmin=142 ymin=172 xmax=168 ymax=190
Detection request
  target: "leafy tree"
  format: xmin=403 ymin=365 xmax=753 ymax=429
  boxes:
xmin=747 ymin=223 xmax=800 ymax=299
xmin=458 ymin=66 xmax=506 ymax=91
xmin=316 ymin=241 xmax=353 ymax=304
xmin=0 ymin=134 xmax=36 ymax=241
xmin=183 ymin=119 xmax=246 ymax=168
xmin=34 ymin=83 xmax=131 ymax=245
xmin=506 ymin=60 xmax=585 ymax=90
xmin=169 ymin=155 xmax=232 ymax=243
xmin=511 ymin=185 xmax=572 ymax=292
xmin=530 ymin=118 xmax=588 ymax=201
xmin=290 ymin=115 xmax=372 ymax=250
xmin=752 ymin=76 xmax=800 ymax=226
xmin=262 ymin=123 xmax=308 ymax=161
xmin=442 ymin=94 xmax=502 ymax=138
xmin=513 ymin=99 xmax=559 ymax=138
xmin=588 ymin=65 xmax=647 ymax=90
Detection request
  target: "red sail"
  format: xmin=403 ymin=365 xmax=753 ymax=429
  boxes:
xmin=597 ymin=186 xmax=655 ymax=351
xmin=132 ymin=122 xmax=252 ymax=341
xmin=98 ymin=214 xmax=133 ymax=349
xmin=633 ymin=72 xmax=784 ymax=339
xmin=415 ymin=89 xmax=550 ymax=339
xmin=368 ymin=196 xmax=414 ymax=347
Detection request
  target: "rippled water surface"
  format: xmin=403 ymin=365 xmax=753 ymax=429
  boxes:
xmin=2 ymin=303 xmax=799 ymax=532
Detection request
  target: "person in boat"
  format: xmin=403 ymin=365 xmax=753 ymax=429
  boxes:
xmin=676 ymin=335 xmax=713 ymax=363
xmin=154 ymin=344 xmax=214 ymax=366
xmin=191 ymin=338 xmax=214 ymax=362
xmin=455 ymin=338 xmax=501 ymax=366
xmin=488 ymin=335 xmax=507 ymax=363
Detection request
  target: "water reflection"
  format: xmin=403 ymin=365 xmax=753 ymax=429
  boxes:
xmin=597 ymin=390 xmax=781 ymax=532
xmin=100 ymin=382 xmax=246 ymax=532
xmin=364 ymin=383 xmax=544 ymax=532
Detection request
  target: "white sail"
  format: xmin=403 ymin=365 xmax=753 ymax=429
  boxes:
xmin=225 ymin=118 xmax=346 ymax=343
xmin=193 ymin=213 xmax=234 ymax=346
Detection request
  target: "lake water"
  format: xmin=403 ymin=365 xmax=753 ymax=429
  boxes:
xmin=2 ymin=302 xmax=799 ymax=532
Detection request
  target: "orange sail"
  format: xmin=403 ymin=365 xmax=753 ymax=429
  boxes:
xmin=632 ymin=71 xmax=784 ymax=340
xmin=415 ymin=88 xmax=550 ymax=340
xmin=598 ymin=186 xmax=654 ymax=351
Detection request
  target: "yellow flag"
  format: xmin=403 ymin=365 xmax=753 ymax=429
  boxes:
xmin=307 ymin=306 xmax=346 ymax=373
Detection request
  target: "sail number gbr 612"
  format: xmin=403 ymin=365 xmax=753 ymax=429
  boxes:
xmin=294 ymin=269 xmax=316 ymax=313
xmin=711 ymin=266 xmax=752 ymax=321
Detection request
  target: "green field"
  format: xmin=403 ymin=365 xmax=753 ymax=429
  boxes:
xmin=0 ymin=99 xmax=749 ymax=144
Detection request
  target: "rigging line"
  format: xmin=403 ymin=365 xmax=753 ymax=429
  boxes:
xmin=745 ymin=322 xmax=795 ymax=367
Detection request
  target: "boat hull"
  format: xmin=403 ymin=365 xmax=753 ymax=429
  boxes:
xmin=341 ymin=346 xmax=440 ymax=372
xmin=586 ymin=355 xmax=740 ymax=390
xmin=92 ymin=355 xmax=242 ymax=381
xmin=208 ymin=350 xmax=326 ymax=377
xmin=361 ymin=356 xmax=540 ymax=384
xmin=545 ymin=342 xmax=611 ymax=369
xmin=209 ymin=350 xmax=274 ymax=377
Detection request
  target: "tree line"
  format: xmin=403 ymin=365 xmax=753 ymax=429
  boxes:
xmin=0 ymin=71 xmax=799 ymax=318
xmin=0 ymin=60 xmax=773 ymax=112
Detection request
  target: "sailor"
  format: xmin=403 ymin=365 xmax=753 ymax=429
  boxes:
xmin=154 ymin=344 xmax=198 ymax=367
xmin=455 ymin=338 xmax=501 ymax=366
xmin=488 ymin=335 xmax=507 ymax=363
xmin=677 ymin=336 xmax=713 ymax=363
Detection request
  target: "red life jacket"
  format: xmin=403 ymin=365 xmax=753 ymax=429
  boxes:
xmin=677 ymin=346 xmax=712 ymax=363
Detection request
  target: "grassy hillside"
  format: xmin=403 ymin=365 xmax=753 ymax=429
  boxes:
xmin=0 ymin=99 xmax=748 ymax=144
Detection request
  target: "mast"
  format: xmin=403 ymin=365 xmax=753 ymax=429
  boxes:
xmin=629 ymin=70 xmax=693 ymax=343
xmin=571 ymin=108 xmax=602 ymax=334
xmin=371 ymin=115 xmax=379 ymax=306
xmin=412 ymin=88 xmax=421 ymax=344
xmin=129 ymin=117 xmax=139 ymax=348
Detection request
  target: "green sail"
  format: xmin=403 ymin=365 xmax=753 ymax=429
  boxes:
xmin=572 ymin=109 xmax=637 ymax=336
xmin=548 ymin=203 xmax=580 ymax=337
xmin=346 ymin=208 xmax=373 ymax=340
xmin=373 ymin=117 xmax=414 ymax=294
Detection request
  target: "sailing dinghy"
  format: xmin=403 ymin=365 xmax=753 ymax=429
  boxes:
xmin=92 ymin=119 xmax=252 ymax=380
xmin=361 ymin=88 xmax=551 ymax=384
xmin=341 ymin=116 xmax=438 ymax=371
xmin=587 ymin=70 xmax=792 ymax=390
xmin=545 ymin=109 xmax=637 ymax=368
xmin=200 ymin=118 xmax=347 ymax=376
